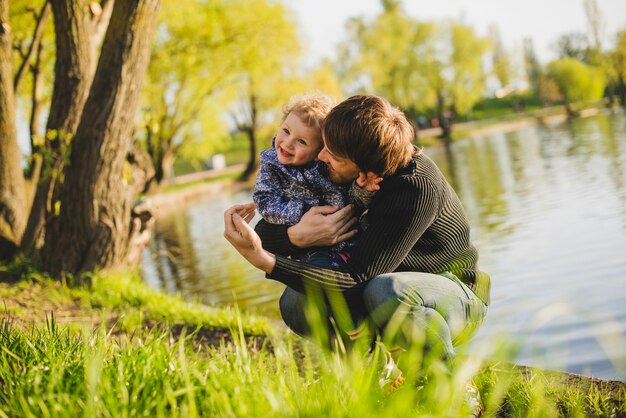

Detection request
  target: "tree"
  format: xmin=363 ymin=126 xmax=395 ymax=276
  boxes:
xmin=546 ymin=57 xmax=606 ymax=116
xmin=40 ymin=0 xmax=161 ymax=275
xmin=10 ymin=0 xmax=52 ymax=187
xmin=447 ymin=23 xmax=491 ymax=121
xmin=0 ymin=0 xmax=27 ymax=249
xmin=339 ymin=3 xmax=490 ymax=140
xmin=141 ymin=0 xmax=248 ymax=188
xmin=338 ymin=1 xmax=434 ymax=119
xmin=141 ymin=0 xmax=301 ymax=184
xmin=489 ymin=24 xmax=513 ymax=91
xmin=537 ymin=75 xmax=561 ymax=106
xmin=20 ymin=0 xmax=113 ymax=253
xmin=554 ymin=32 xmax=590 ymax=62
xmin=419 ymin=21 xmax=490 ymax=139
xmin=229 ymin=0 xmax=301 ymax=180
xmin=584 ymin=0 xmax=604 ymax=57
xmin=607 ymin=29 xmax=626 ymax=105
xmin=524 ymin=38 xmax=542 ymax=95
xmin=305 ymin=59 xmax=344 ymax=100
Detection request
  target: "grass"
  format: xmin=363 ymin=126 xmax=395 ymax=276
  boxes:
xmin=1 ymin=261 xmax=624 ymax=417
xmin=0 ymin=260 xmax=270 ymax=337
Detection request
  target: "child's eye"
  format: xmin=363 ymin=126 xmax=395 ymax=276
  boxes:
xmin=297 ymin=138 xmax=307 ymax=145
xmin=283 ymin=128 xmax=290 ymax=135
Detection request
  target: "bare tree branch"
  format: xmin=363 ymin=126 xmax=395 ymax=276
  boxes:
xmin=13 ymin=1 xmax=50 ymax=91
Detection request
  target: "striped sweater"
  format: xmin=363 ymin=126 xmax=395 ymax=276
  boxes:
xmin=255 ymin=151 xmax=491 ymax=305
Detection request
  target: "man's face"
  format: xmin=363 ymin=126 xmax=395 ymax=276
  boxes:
xmin=317 ymin=134 xmax=360 ymax=184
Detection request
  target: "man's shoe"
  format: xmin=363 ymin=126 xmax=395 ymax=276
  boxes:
xmin=464 ymin=381 xmax=484 ymax=417
xmin=378 ymin=350 xmax=405 ymax=396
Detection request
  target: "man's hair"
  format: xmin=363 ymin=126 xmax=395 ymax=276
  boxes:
xmin=282 ymin=93 xmax=335 ymax=132
xmin=323 ymin=95 xmax=415 ymax=176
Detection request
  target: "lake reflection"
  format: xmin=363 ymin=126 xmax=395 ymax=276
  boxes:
xmin=142 ymin=110 xmax=626 ymax=381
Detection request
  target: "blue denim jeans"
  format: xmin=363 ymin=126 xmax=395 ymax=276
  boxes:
xmin=278 ymin=271 xmax=487 ymax=359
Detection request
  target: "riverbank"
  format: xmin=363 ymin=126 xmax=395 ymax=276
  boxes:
xmin=145 ymin=101 xmax=612 ymax=211
xmin=0 ymin=263 xmax=624 ymax=417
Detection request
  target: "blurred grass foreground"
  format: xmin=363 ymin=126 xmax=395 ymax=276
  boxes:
xmin=0 ymin=261 xmax=625 ymax=418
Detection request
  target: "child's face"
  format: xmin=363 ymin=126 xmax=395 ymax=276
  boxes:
xmin=274 ymin=112 xmax=322 ymax=166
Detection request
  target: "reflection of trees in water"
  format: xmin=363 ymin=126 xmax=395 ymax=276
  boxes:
xmin=436 ymin=110 xmax=626 ymax=253
xmin=147 ymin=207 xmax=207 ymax=297
xmin=434 ymin=132 xmax=517 ymax=239
xmin=597 ymin=109 xmax=626 ymax=230
xmin=143 ymin=195 xmax=282 ymax=311
xmin=145 ymin=218 xmax=187 ymax=294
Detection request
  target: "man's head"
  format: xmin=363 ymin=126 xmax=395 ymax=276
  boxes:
xmin=319 ymin=95 xmax=414 ymax=184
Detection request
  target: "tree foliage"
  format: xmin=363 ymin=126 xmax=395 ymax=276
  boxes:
xmin=143 ymin=0 xmax=246 ymax=186
xmin=229 ymin=0 xmax=301 ymax=179
xmin=144 ymin=0 xmax=302 ymax=184
xmin=607 ymin=29 xmax=626 ymax=105
xmin=489 ymin=24 xmax=514 ymax=90
xmin=339 ymin=2 xmax=490 ymax=138
xmin=546 ymin=57 xmax=606 ymax=114
xmin=10 ymin=0 xmax=54 ymax=153
xmin=341 ymin=1 xmax=434 ymax=116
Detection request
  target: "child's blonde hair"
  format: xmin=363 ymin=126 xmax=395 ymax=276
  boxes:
xmin=282 ymin=93 xmax=335 ymax=131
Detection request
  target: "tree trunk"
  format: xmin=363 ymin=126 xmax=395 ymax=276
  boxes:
xmin=241 ymin=128 xmax=259 ymax=180
xmin=0 ymin=0 xmax=27 ymax=246
xmin=240 ymin=94 xmax=259 ymax=180
xmin=151 ymin=131 xmax=174 ymax=185
xmin=156 ymin=149 xmax=175 ymax=184
xmin=26 ymin=39 xmax=46 ymax=188
xmin=41 ymin=0 xmax=161 ymax=276
xmin=618 ymin=74 xmax=626 ymax=107
xmin=436 ymin=92 xmax=453 ymax=143
xmin=564 ymin=101 xmax=577 ymax=119
xmin=21 ymin=0 xmax=108 ymax=254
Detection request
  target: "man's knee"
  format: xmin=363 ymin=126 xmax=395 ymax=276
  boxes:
xmin=363 ymin=274 xmax=398 ymax=312
xmin=279 ymin=288 xmax=310 ymax=335
xmin=279 ymin=288 xmax=302 ymax=319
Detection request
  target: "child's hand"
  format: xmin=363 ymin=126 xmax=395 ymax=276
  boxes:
xmin=357 ymin=171 xmax=383 ymax=192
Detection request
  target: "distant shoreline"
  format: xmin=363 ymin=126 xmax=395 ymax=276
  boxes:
xmin=144 ymin=102 xmax=613 ymax=214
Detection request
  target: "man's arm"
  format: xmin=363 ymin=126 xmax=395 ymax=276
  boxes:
xmin=255 ymin=204 xmax=358 ymax=256
xmin=267 ymin=177 xmax=440 ymax=293
xmin=254 ymin=219 xmax=305 ymax=257
xmin=226 ymin=176 xmax=440 ymax=294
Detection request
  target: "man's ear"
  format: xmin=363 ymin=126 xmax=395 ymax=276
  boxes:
xmin=356 ymin=171 xmax=369 ymax=186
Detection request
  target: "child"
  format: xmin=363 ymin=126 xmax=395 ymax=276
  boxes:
xmin=253 ymin=93 xmax=379 ymax=265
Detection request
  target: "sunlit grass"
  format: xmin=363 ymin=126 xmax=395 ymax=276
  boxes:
xmin=1 ymin=260 xmax=624 ymax=417
xmin=0 ymin=259 xmax=270 ymax=336
xmin=1 ymin=313 xmax=624 ymax=417
xmin=0 ymin=314 xmax=475 ymax=417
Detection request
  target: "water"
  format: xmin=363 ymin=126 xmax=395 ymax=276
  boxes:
xmin=141 ymin=109 xmax=626 ymax=381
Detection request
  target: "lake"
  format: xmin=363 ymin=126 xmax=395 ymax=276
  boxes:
xmin=141 ymin=109 xmax=626 ymax=381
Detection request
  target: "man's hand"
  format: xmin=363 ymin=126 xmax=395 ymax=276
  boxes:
xmin=357 ymin=171 xmax=383 ymax=192
xmin=287 ymin=205 xmax=358 ymax=248
xmin=223 ymin=203 xmax=276 ymax=273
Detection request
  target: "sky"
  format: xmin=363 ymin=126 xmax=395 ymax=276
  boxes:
xmin=283 ymin=0 xmax=626 ymax=66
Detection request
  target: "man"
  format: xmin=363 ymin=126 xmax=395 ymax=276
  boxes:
xmin=224 ymin=95 xmax=490 ymax=415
